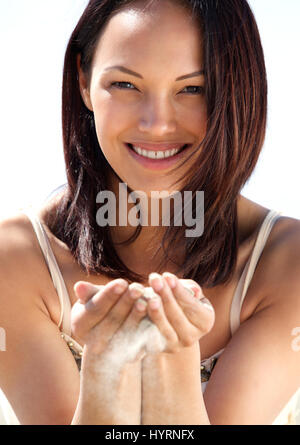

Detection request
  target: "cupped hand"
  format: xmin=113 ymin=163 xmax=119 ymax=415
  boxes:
xmin=71 ymin=278 xmax=149 ymax=361
xmin=144 ymin=272 xmax=215 ymax=353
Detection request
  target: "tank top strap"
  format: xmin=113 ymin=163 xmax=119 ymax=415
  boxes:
xmin=23 ymin=206 xmax=72 ymax=335
xmin=230 ymin=209 xmax=283 ymax=336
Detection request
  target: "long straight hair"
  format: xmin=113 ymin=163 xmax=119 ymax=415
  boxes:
xmin=49 ymin=0 xmax=268 ymax=287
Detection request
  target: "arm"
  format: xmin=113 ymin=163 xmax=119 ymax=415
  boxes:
xmin=72 ymin=348 xmax=142 ymax=425
xmin=0 ymin=216 xmax=144 ymax=424
xmin=0 ymin=293 xmax=142 ymax=425
xmin=204 ymin=266 xmax=300 ymax=422
xmin=203 ymin=302 xmax=300 ymax=424
xmin=203 ymin=222 xmax=300 ymax=424
xmin=142 ymin=344 xmax=209 ymax=425
xmin=70 ymin=280 xmax=146 ymax=425
xmin=141 ymin=273 xmax=214 ymax=424
xmin=141 ymin=225 xmax=300 ymax=425
xmin=0 ymin=216 xmax=78 ymax=424
xmin=0 ymin=282 xmax=81 ymax=424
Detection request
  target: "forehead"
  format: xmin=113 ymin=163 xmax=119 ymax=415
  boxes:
xmin=91 ymin=1 xmax=203 ymax=69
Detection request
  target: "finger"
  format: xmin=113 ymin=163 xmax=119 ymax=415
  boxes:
xmin=163 ymin=272 xmax=215 ymax=334
xmin=176 ymin=278 xmax=203 ymax=300
xmin=148 ymin=273 xmax=197 ymax=347
xmin=91 ymin=282 xmax=146 ymax=338
xmin=71 ymin=279 xmax=129 ymax=338
xmin=149 ymin=273 xmax=195 ymax=326
xmin=100 ymin=282 xmax=146 ymax=328
xmin=84 ymin=279 xmax=128 ymax=313
xmin=74 ymin=281 xmax=105 ymax=303
xmin=163 ymin=274 xmax=204 ymax=304
xmin=121 ymin=297 xmax=149 ymax=330
xmin=143 ymin=296 xmax=179 ymax=351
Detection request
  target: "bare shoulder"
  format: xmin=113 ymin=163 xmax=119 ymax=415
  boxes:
xmin=263 ymin=215 xmax=300 ymax=279
xmin=255 ymin=214 xmax=300 ymax=309
xmin=0 ymin=211 xmax=36 ymax=249
xmin=0 ymin=211 xmax=43 ymax=292
xmin=0 ymin=210 xmax=56 ymax=322
xmin=0 ymin=211 xmax=80 ymax=424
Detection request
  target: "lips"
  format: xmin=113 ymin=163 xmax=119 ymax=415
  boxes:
xmin=126 ymin=142 xmax=189 ymax=152
xmin=124 ymin=142 xmax=192 ymax=171
xmin=126 ymin=143 xmax=189 ymax=154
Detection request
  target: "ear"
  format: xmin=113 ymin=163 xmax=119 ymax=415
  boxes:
xmin=77 ymin=54 xmax=93 ymax=112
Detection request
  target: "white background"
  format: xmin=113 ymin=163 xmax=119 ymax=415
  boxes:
xmin=0 ymin=0 xmax=299 ymax=219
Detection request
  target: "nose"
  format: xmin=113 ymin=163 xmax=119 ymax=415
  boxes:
xmin=138 ymin=95 xmax=177 ymax=136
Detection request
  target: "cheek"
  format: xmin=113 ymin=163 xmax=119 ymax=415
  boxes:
xmin=92 ymin=100 xmax=129 ymax=150
xmin=91 ymin=100 xmax=133 ymax=178
xmin=183 ymin=104 xmax=207 ymax=137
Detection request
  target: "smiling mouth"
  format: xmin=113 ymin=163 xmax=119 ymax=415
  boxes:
xmin=126 ymin=143 xmax=190 ymax=159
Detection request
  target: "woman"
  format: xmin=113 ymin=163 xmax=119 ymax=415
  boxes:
xmin=0 ymin=0 xmax=299 ymax=425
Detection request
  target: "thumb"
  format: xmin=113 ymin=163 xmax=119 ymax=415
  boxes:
xmin=74 ymin=281 xmax=104 ymax=304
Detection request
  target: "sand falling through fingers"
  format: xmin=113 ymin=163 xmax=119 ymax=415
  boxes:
xmin=82 ymin=287 xmax=166 ymax=423
xmin=88 ymin=287 xmax=166 ymax=389
xmin=106 ymin=286 xmax=167 ymax=368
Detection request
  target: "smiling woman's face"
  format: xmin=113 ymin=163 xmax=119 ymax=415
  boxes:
xmin=78 ymin=0 xmax=207 ymax=196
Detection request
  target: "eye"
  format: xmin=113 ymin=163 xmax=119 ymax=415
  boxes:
xmin=181 ymin=86 xmax=205 ymax=95
xmin=109 ymin=82 xmax=205 ymax=95
xmin=110 ymin=81 xmax=137 ymax=90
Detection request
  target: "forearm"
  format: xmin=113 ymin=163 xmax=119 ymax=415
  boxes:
xmin=141 ymin=344 xmax=210 ymax=425
xmin=71 ymin=350 xmax=142 ymax=425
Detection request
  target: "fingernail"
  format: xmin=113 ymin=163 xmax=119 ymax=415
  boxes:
xmin=149 ymin=273 xmax=164 ymax=292
xmin=74 ymin=281 xmax=98 ymax=302
xmin=115 ymin=280 xmax=128 ymax=295
xmin=129 ymin=283 xmax=145 ymax=299
xmin=163 ymin=272 xmax=177 ymax=289
xmin=136 ymin=298 xmax=148 ymax=312
xmin=190 ymin=286 xmax=201 ymax=298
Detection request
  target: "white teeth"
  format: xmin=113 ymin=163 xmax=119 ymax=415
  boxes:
xmin=132 ymin=146 xmax=181 ymax=159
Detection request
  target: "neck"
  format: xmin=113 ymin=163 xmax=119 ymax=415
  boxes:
xmin=106 ymin=174 xmax=259 ymax=278
xmin=107 ymin=175 xmax=185 ymax=278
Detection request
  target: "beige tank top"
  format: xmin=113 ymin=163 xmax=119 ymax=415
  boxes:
xmin=1 ymin=207 xmax=299 ymax=424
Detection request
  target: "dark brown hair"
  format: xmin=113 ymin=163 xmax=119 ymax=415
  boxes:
xmin=49 ymin=0 xmax=267 ymax=287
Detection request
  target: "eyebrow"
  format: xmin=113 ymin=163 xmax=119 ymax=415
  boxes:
xmin=103 ymin=65 xmax=205 ymax=81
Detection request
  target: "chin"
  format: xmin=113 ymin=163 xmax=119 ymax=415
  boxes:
xmin=130 ymin=185 xmax=178 ymax=199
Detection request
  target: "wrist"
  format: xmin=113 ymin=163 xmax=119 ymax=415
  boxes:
xmin=77 ymin=347 xmax=142 ymax=425
xmin=142 ymin=342 xmax=201 ymax=368
xmin=141 ymin=343 xmax=205 ymax=424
